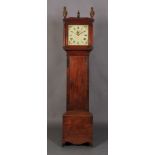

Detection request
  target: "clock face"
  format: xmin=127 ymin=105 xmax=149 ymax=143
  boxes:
xmin=68 ymin=25 xmax=89 ymax=45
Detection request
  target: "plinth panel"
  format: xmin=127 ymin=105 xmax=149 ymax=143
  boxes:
xmin=62 ymin=111 xmax=93 ymax=145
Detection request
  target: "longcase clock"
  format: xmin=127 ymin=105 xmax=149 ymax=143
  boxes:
xmin=62 ymin=7 xmax=95 ymax=145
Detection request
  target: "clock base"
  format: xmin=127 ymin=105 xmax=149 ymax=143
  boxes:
xmin=62 ymin=111 xmax=93 ymax=145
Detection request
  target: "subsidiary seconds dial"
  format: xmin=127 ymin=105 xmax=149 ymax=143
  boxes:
xmin=68 ymin=25 xmax=88 ymax=45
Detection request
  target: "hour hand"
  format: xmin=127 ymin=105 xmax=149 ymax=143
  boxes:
xmin=71 ymin=31 xmax=77 ymax=35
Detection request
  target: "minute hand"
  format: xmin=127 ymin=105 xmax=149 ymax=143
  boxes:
xmin=78 ymin=31 xmax=85 ymax=36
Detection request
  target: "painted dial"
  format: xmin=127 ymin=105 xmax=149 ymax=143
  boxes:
xmin=68 ymin=25 xmax=89 ymax=45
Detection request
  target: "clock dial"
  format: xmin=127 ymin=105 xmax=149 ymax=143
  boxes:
xmin=68 ymin=25 xmax=89 ymax=45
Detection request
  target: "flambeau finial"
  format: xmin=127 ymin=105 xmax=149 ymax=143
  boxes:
xmin=63 ymin=6 xmax=68 ymax=18
xmin=90 ymin=7 xmax=95 ymax=18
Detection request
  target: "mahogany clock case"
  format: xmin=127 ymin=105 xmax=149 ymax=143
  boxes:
xmin=62 ymin=16 xmax=94 ymax=145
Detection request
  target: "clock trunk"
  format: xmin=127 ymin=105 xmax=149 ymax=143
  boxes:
xmin=67 ymin=55 xmax=89 ymax=111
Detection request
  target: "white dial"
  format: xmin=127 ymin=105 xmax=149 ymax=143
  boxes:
xmin=68 ymin=25 xmax=89 ymax=45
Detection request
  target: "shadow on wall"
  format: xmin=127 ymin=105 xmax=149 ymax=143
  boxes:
xmin=47 ymin=122 xmax=108 ymax=147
